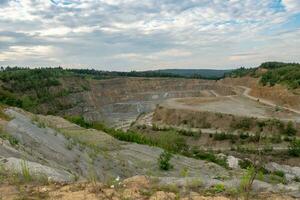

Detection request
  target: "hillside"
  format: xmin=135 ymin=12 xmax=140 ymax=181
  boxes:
xmin=0 ymin=106 xmax=299 ymax=199
xmin=228 ymin=62 xmax=300 ymax=89
xmin=147 ymin=69 xmax=232 ymax=79
xmin=1 ymin=63 xmax=300 ymax=199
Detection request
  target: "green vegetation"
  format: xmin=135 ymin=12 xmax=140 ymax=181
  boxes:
xmin=65 ymin=115 xmax=228 ymax=168
xmin=0 ymin=66 xmax=235 ymax=115
xmin=228 ymin=62 xmax=300 ymax=89
xmin=158 ymin=151 xmax=173 ymax=171
xmin=273 ymin=170 xmax=285 ymax=178
xmin=260 ymin=62 xmax=300 ymax=88
xmin=177 ymin=128 xmax=201 ymax=138
xmin=240 ymin=166 xmax=255 ymax=200
xmin=0 ymin=67 xmax=64 ymax=109
xmin=212 ymin=183 xmax=225 ymax=193
xmin=213 ymin=132 xmax=238 ymax=142
xmin=288 ymin=139 xmax=300 ymax=157
xmin=20 ymin=160 xmax=32 ymax=182
xmin=230 ymin=118 xmax=252 ymax=131
xmin=64 ymin=115 xmax=92 ymax=129
xmin=189 ymin=147 xmax=228 ymax=168
xmin=150 ymin=69 xmax=231 ymax=79
xmin=0 ymin=129 xmax=19 ymax=146
xmin=238 ymin=159 xmax=253 ymax=169
xmin=283 ymin=121 xmax=297 ymax=136
xmin=227 ymin=67 xmax=257 ymax=78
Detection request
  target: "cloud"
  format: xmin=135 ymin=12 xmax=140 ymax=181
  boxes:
xmin=0 ymin=36 xmax=15 ymax=42
xmin=282 ymin=0 xmax=300 ymax=12
xmin=0 ymin=45 xmax=58 ymax=62
xmin=0 ymin=0 xmax=299 ymax=69
xmin=229 ymin=53 xmax=260 ymax=61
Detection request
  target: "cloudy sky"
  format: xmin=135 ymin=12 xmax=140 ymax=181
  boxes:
xmin=0 ymin=0 xmax=299 ymax=71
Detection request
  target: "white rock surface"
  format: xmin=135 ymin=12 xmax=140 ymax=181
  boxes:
xmin=0 ymin=157 xmax=73 ymax=182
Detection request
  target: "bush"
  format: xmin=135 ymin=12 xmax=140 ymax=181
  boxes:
xmin=238 ymin=159 xmax=253 ymax=169
xmin=283 ymin=121 xmax=297 ymax=136
xmin=191 ymin=148 xmax=228 ymax=168
xmin=212 ymin=183 xmax=225 ymax=193
xmin=65 ymin=115 xmax=92 ymax=128
xmin=0 ymin=130 xmax=19 ymax=146
xmin=273 ymin=170 xmax=285 ymax=178
xmin=213 ymin=132 xmax=238 ymax=141
xmin=177 ymin=129 xmax=201 ymax=138
xmin=158 ymin=151 xmax=173 ymax=170
xmin=231 ymin=119 xmax=252 ymax=130
xmin=288 ymin=139 xmax=300 ymax=157
xmin=239 ymin=132 xmax=249 ymax=140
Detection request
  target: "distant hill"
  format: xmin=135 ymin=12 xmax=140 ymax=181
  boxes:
xmin=148 ymin=69 xmax=232 ymax=79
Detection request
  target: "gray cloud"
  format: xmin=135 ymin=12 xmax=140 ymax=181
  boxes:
xmin=0 ymin=0 xmax=299 ymax=70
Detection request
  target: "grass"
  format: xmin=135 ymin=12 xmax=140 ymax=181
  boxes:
xmin=189 ymin=147 xmax=228 ymax=168
xmin=213 ymin=132 xmax=238 ymax=142
xmin=212 ymin=183 xmax=225 ymax=193
xmin=288 ymin=139 xmax=300 ymax=157
xmin=64 ymin=115 xmax=229 ymax=168
xmin=0 ymin=128 xmax=19 ymax=146
xmin=273 ymin=170 xmax=285 ymax=178
xmin=0 ymin=104 xmax=11 ymax=120
xmin=20 ymin=160 xmax=31 ymax=182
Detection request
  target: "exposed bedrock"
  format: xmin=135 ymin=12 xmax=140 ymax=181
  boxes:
xmin=60 ymin=78 xmax=235 ymax=125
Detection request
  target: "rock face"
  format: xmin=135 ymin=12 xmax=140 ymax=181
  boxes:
xmin=0 ymin=157 xmax=73 ymax=182
xmin=1 ymin=107 xmax=300 ymax=198
xmin=265 ymin=162 xmax=300 ymax=181
xmin=1 ymin=108 xmax=229 ymax=183
xmin=56 ymin=77 xmax=235 ymax=126
xmin=227 ymin=156 xmax=240 ymax=169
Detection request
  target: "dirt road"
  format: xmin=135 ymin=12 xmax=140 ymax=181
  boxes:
xmin=240 ymin=86 xmax=300 ymax=115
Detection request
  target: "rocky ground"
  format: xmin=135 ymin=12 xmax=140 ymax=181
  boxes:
xmin=0 ymin=107 xmax=300 ymax=199
xmin=0 ymin=175 xmax=296 ymax=200
xmin=1 ymin=76 xmax=300 ymax=199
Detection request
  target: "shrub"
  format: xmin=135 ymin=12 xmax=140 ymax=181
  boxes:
xmin=213 ymin=132 xmax=238 ymax=141
xmin=270 ymin=135 xmax=282 ymax=143
xmin=191 ymin=148 xmax=228 ymax=168
xmin=158 ymin=151 xmax=173 ymax=170
xmin=64 ymin=115 xmax=92 ymax=128
xmin=238 ymin=159 xmax=252 ymax=169
xmin=212 ymin=183 xmax=225 ymax=193
xmin=240 ymin=166 xmax=255 ymax=199
xmin=273 ymin=170 xmax=285 ymax=178
xmin=288 ymin=139 xmax=300 ymax=157
xmin=177 ymin=129 xmax=201 ymax=138
xmin=283 ymin=121 xmax=297 ymax=136
xmin=231 ymin=119 xmax=252 ymax=130
xmin=0 ymin=130 xmax=19 ymax=146
xmin=239 ymin=132 xmax=249 ymax=140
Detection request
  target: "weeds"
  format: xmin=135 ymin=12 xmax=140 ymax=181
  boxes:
xmin=288 ymin=139 xmax=300 ymax=157
xmin=190 ymin=148 xmax=228 ymax=168
xmin=65 ymin=115 xmax=229 ymax=168
xmin=20 ymin=160 xmax=31 ymax=182
xmin=0 ymin=131 xmax=19 ymax=146
xmin=212 ymin=183 xmax=225 ymax=193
